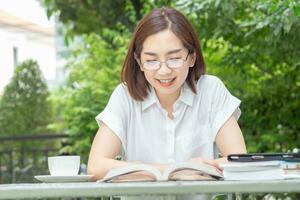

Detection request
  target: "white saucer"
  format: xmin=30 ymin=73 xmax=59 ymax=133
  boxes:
xmin=34 ymin=174 xmax=93 ymax=183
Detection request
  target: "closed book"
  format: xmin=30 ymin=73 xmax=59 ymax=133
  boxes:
xmin=223 ymin=168 xmax=284 ymax=181
xmin=221 ymin=161 xmax=300 ymax=181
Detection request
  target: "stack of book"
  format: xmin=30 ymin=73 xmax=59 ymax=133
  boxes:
xmin=221 ymin=153 xmax=300 ymax=181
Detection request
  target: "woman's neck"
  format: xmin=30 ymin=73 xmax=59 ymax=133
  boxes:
xmin=155 ymin=90 xmax=181 ymax=119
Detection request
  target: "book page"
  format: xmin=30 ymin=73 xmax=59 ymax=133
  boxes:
xmin=168 ymin=169 xmax=217 ymax=181
xmin=162 ymin=162 xmax=222 ymax=181
xmin=98 ymin=164 xmax=163 ymax=182
xmin=106 ymin=171 xmax=157 ymax=182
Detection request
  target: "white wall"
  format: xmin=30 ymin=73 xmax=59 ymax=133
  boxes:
xmin=0 ymin=25 xmax=56 ymax=93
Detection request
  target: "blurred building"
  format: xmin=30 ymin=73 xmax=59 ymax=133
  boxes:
xmin=0 ymin=8 xmax=65 ymax=94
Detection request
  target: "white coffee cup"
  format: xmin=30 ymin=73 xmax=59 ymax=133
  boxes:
xmin=48 ymin=155 xmax=80 ymax=176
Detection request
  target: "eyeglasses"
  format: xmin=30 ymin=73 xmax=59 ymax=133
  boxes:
xmin=141 ymin=53 xmax=189 ymax=71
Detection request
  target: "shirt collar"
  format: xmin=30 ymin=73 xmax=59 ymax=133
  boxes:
xmin=141 ymin=82 xmax=196 ymax=111
xmin=141 ymin=86 xmax=157 ymax=111
xmin=178 ymin=82 xmax=195 ymax=107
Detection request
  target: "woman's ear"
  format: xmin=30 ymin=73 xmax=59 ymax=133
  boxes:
xmin=134 ymin=53 xmax=140 ymax=64
xmin=134 ymin=53 xmax=144 ymax=71
xmin=189 ymin=52 xmax=196 ymax=68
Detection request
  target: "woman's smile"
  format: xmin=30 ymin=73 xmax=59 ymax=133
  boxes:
xmin=156 ymin=77 xmax=176 ymax=87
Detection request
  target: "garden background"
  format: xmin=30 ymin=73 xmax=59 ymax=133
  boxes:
xmin=0 ymin=0 xmax=299 ymax=184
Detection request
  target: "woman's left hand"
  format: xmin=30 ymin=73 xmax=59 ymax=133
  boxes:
xmin=188 ymin=157 xmax=228 ymax=173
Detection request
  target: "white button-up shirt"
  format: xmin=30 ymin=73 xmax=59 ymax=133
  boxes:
xmin=96 ymin=74 xmax=241 ymax=200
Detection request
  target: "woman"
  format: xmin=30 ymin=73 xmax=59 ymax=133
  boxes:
xmin=88 ymin=7 xmax=246 ymax=200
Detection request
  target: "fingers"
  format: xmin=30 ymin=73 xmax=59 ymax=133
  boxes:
xmin=188 ymin=157 xmax=222 ymax=171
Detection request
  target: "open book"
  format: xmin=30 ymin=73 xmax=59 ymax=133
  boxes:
xmin=98 ymin=162 xmax=223 ymax=183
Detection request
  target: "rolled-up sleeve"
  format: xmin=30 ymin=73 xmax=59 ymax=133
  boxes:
xmin=95 ymin=84 xmax=129 ymax=150
xmin=211 ymin=78 xmax=241 ymax=140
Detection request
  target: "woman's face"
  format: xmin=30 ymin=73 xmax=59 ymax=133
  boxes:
xmin=139 ymin=29 xmax=195 ymax=101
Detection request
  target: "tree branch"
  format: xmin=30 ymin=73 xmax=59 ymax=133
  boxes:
xmin=130 ymin=0 xmax=142 ymax=21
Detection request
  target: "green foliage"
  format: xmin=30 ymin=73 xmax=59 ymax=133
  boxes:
xmin=181 ymin=0 xmax=300 ymax=152
xmin=41 ymin=0 xmax=133 ymax=44
xmin=0 ymin=59 xmax=53 ymax=136
xmin=52 ymin=32 xmax=129 ymax=161
xmin=40 ymin=0 xmax=174 ymax=44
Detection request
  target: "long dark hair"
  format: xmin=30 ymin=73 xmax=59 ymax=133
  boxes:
xmin=121 ymin=7 xmax=206 ymax=101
